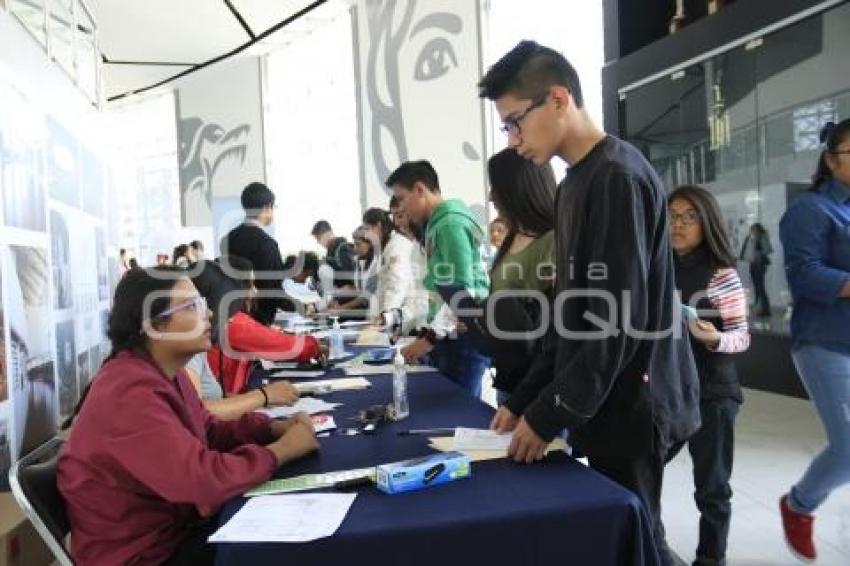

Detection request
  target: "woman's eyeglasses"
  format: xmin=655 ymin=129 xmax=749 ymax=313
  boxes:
xmin=670 ymin=210 xmax=700 ymax=226
xmin=155 ymin=296 xmax=208 ymax=320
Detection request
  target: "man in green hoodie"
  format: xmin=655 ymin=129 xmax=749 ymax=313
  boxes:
xmin=389 ymin=160 xmax=491 ymax=397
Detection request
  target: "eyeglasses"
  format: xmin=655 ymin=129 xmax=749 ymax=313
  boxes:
xmin=155 ymin=296 xmax=208 ymax=320
xmin=499 ymin=95 xmax=548 ymax=137
xmin=670 ymin=210 xmax=700 ymax=226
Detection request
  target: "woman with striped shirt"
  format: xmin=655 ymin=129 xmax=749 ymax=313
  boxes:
xmin=668 ymin=185 xmax=750 ymax=566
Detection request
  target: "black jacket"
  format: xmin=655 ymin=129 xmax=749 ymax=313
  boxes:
xmin=510 ymin=136 xmax=701 ymax=458
xmin=675 ymin=247 xmax=743 ymax=403
xmin=326 ymin=237 xmax=357 ymax=288
xmin=220 ymin=223 xmax=293 ymax=325
xmin=481 ymin=291 xmax=549 ymax=394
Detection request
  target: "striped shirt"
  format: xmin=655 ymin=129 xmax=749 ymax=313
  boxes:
xmin=706 ymin=268 xmax=750 ymax=353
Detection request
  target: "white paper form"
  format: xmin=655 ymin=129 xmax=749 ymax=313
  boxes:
xmin=452 ymin=427 xmax=513 ymax=451
xmin=256 ymin=397 xmax=341 ymax=419
xmin=209 ymin=493 xmax=357 ymax=543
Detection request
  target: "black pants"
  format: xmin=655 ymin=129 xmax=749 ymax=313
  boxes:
xmin=749 ymin=262 xmax=770 ymax=316
xmin=164 ymin=519 xmax=217 ymax=566
xmin=589 ymin=443 xmax=673 ymax=566
xmin=671 ymin=397 xmax=739 ymax=562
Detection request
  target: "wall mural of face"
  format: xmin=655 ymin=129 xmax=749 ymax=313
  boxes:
xmin=362 ymin=0 xmax=485 ymax=207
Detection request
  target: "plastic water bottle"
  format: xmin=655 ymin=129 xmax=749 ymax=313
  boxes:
xmin=330 ymin=317 xmax=343 ymax=359
xmin=392 ymin=348 xmax=409 ymax=420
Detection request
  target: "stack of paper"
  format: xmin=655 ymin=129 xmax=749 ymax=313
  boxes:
xmin=426 ymin=427 xmax=567 ymax=462
xmin=209 ymin=493 xmax=357 ymax=543
xmin=452 ymin=427 xmax=513 ymax=451
xmin=293 ymin=377 xmax=371 ymax=393
xmin=257 ymin=397 xmax=341 ymax=419
xmin=355 ymin=328 xmax=390 ymax=346
xmin=271 ymin=370 xmax=326 ymax=378
xmin=311 ymin=328 xmax=360 ymax=342
xmin=340 ymin=355 xmax=433 ymax=376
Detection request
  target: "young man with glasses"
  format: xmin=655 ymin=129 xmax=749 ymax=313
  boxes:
xmin=220 ymin=182 xmax=294 ymax=325
xmin=479 ymin=41 xmax=700 ymax=565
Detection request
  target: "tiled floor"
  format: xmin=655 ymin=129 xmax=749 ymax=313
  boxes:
xmin=663 ymin=388 xmax=850 ymax=565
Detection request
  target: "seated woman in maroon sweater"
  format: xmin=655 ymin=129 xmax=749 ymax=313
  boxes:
xmin=192 ymin=257 xmax=324 ymax=394
xmin=58 ymin=266 xmax=320 ymax=566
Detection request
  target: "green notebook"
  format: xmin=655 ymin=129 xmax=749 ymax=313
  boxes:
xmin=245 ymin=467 xmax=376 ymax=496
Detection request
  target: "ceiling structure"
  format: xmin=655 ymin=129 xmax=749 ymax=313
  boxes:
xmin=86 ymin=0 xmax=352 ymax=101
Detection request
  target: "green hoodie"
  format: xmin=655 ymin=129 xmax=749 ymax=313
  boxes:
xmin=423 ymin=199 xmax=490 ymax=320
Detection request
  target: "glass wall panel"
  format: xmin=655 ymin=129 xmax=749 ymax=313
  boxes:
xmin=47 ymin=0 xmax=75 ymax=78
xmin=8 ymin=0 xmax=46 ymax=46
xmin=74 ymin=1 xmax=97 ymax=103
xmin=622 ymin=2 xmax=850 ymax=336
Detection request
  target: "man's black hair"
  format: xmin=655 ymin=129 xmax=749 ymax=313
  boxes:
xmin=241 ymin=182 xmax=275 ymax=215
xmin=311 ymin=220 xmax=332 ymax=237
xmin=385 ymin=160 xmax=440 ymax=193
xmin=478 ymin=40 xmax=584 ymax=107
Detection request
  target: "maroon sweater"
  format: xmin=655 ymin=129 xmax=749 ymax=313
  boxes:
xmin=58 ymin=351 xmax=278 ymax=565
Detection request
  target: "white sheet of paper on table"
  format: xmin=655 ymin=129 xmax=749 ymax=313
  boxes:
xmin=260 ymin=359 xmax=300 ymax=371
xmin=293 ymin=377 xmax=371 ymax=393
xmin=343 ymin=364 xmax=433 ymax=376
xmin=208 ymin=493 xmax=357 ymax=543
xmin=271 ymin=370 xmax=326 ymax=378
xmin=257 ymin=397 xmax=341 ymax=419
xmin=452 ymin=427 xmax=513 ymax=451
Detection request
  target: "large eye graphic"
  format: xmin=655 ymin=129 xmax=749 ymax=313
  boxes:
xmin=414 ymin=37 xmax=458 ymax=81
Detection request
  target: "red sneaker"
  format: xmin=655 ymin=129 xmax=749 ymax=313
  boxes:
xmin=780 ymin=494 xmax=817 ymax=562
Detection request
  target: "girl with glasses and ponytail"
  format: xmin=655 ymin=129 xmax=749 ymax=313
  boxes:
xmin=58 ymin=267 xmax=319 ymax=565
xmin=778 ymin=119 xmax=850 ymax=562
xmin=667 ymin=185 xmax=750 ymax=566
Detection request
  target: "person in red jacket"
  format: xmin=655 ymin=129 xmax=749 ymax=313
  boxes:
xmin=58 ymin=266 xmax=320 ymax=565
xmin=192 ymin=258 xmax=324 ymax=394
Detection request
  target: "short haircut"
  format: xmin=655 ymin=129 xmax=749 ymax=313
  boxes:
xmin=478 ymin=40 xmax=584 ymax=108
xmin=389 ymin=195 xmax=399 ymax=209
xmin=385 ymin=160 xmax=440 ymax=193
xmin=310 ymin=220 xmax=332 ymax=237
xmin=241 ymin=182 xmax=275 ymax=214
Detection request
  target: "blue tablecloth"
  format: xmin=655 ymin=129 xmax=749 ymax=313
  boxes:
xmin=215 ymin=354 xmax=660 ymax=566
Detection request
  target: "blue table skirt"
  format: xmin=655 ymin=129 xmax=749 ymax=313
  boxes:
xmin=215 ymin=356 xmax=660 ymax=566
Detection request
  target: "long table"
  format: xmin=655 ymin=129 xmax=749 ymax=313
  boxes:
xmin=215 ymin=355 xmax=660 ymax=566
